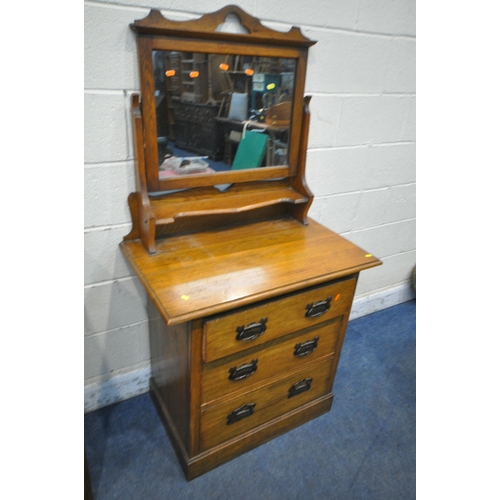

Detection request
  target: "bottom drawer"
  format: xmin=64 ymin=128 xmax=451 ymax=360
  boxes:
xmin=200 ymin=357 xmax=335 ymax=450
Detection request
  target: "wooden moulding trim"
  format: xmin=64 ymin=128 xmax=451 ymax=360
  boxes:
xmin=161 ymin=266 xmax=381 ymax=326
xmin=189 ymin=319 xmax=204 ymax=456
xmin=119 ymin=241 xmax=173 ymax=324
xmin=130 ymin=6 xmax=316 ymax=48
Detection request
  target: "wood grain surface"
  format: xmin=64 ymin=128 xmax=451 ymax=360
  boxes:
xmin=202 ymin=278 xmax=356 ymax=362
xmin=200 ymin=357 xmax=334 ymax=450
xmin=120 ymin=217 xmax=382 ymax=325
xmin=201 ymin=318 xmax=342 ymax=405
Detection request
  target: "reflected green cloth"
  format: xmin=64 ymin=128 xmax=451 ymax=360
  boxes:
xmin=232 ymin=131 xmax=268 ymax=170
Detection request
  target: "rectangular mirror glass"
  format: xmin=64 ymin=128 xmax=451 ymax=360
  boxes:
xmin=153 ymin=51 xmax=296 ymax=179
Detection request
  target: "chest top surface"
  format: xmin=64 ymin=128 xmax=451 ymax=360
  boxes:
xmin=121 ymin=217 xmax=381 ymax=325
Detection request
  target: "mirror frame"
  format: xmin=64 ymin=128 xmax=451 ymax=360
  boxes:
xmin=130 ymin=6 xmax=315 ymax=193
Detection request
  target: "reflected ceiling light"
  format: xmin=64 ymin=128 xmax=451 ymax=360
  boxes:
xmin=190 ymin=71 xmax=200 ymax=78
xmin=165 ymin=69 xmax=176 ymax=77
xmin=244 ymin=68 xmax=254 ymax=76
xmin=219 ymin=63 xmax=229 ymax=71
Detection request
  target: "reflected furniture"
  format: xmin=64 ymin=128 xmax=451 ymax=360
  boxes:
xmin=171 ymin=101 xmax=222 ymax=159
xmin=120 ymin=6 xmax=382 ymax=480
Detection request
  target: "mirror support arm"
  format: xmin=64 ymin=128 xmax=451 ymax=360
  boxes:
xmin=290 ymin=95 xmax=314 ymax=225
xmin=125 ymin=93 xmax=157 ymax=253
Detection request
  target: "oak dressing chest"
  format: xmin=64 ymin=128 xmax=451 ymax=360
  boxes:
xmin=121 ymin=5 xmax=382 ymax=480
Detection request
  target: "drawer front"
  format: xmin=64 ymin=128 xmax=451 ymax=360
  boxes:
xmin=200 ymin=357 xmax=334 ymax=450
xmin=201 ymin=319 xmax=342 ymax=405
xmin=203 ymin=277 xmax=357 ymax=362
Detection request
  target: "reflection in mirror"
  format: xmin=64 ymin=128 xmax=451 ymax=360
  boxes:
xmin=153 ymin=51 xmax=296 ymax=179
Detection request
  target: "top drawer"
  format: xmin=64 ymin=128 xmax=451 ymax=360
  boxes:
xmin=203 ymin=277 xmax=357 ymax=362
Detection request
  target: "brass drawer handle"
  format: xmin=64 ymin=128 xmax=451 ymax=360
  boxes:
xmin=228 ymin=359 xmax=258 ymax=381
xmin=305 ymin=297 xmax=332 ymax=318
xmin=294 ymin=336 xmax=319 ymax=357
xmin=235 ymin=318 xmax=268 ymax=341
xmin=227 ymin=403 xmax=256 ymax=425
xmin=288 ymin=378 xmax=313 ymax=398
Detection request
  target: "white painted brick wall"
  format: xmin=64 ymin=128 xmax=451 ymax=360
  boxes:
xmin=84 ymin=5 xmax=139 ymax=90
xmin=356 ymin=0 xmax=416 ymax=36
xmin=84 ymin=163 xmax=135 ymax=227
xmin=84 ymin=322 xmax=150 ymax=380
xmin=84 ymin=226 xmax=135 ymax=285
xmin=84 ymin=0 xmax=416 ymax=409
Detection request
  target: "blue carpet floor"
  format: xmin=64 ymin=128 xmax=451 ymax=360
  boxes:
xmin=85 ymin=300 xmax=416 ymax=499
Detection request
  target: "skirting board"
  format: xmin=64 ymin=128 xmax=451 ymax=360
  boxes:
xmin=84 ymin=366 xmax=151 ymax=414
xmin=349 ymin=282 xmax=415 ymax=321
xmin=84 ymin=283 xmax=414 ymax=413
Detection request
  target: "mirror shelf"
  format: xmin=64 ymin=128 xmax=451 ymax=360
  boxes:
xmin=144 ymin=180 xmax=308 ymax=241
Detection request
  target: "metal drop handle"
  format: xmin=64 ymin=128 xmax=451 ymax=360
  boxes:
xmin=288 ymin=378 xmax=313 ymax=398
xmin=305 ymin=297 xmax=332 ymax=318
xmin=294 ymin=337 xmax=319 ymax=357
xmin=228 ymin=359 xmax=258 ymax=381
xmin=235 ymin=318 xmax=268 ymax=341
xmin=227 ymin=403 xmax=256 ymax=425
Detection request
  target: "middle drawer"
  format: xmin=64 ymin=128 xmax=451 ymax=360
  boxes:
xmin=201 ymin=318 xmax=342 ymax=405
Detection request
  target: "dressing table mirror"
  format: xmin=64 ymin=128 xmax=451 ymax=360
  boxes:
xmin=121 ymin=5 xmax=382 ymax=480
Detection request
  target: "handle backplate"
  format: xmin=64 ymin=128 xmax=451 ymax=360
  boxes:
xmin=288 ymin=378 xmax=313 ymax=398
xmin=235 ymin=318 xmax=268 ymax=341
xmin=305 ymin=297 xmax=332 ymax=318
xmin=227 ymin=403 xmax=256 ymax=425
xmin=228 ymin=359 xmax=258 ymax=381
xmin=294 ymin=336 xmax=319 ymax=357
